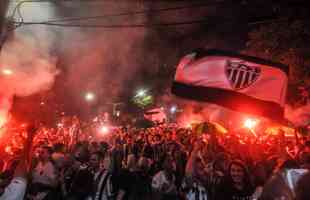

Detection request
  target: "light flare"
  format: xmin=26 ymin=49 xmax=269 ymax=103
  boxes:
xmin=243 ymin=118 xmax=258 ymax=130
xmin=85 ymin=92 xmax=95 ymax=102
xmin=170 ymin=106 xmax=177 ymax=113
xmin=99 ymin=125 xmax=109 ymax=135
xmin=185 ymin=123 xmax=192 ymax=129
xmin=5 ymin=146 xmax=13 ymax=155
xmin=136 ymin=89 xmax=147 ymax=97
xmin=0 ymin=114 xmax=7 ymax=128
xmin=2 ymin=69 xmax=13 ymax=76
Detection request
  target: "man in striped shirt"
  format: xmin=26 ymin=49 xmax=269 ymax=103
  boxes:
xmin=89 ymin=152 xmax=115 ymax=200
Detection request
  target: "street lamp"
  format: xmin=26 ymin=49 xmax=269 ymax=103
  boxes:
xmin=170 ymin=106 xmax=177 ymax=114
xmin=136 ymin=89 xmax=147 ymax=97
xmin=85 ymin=92 xmax=95 ymax=102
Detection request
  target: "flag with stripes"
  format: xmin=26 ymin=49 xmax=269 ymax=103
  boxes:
xmin=171 ymin=49 xmax=289 ymax=122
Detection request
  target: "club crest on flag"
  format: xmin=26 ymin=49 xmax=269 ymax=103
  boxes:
xmin=225 ymin=60 xmax=261 ymax=90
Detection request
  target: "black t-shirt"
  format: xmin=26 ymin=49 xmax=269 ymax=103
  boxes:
xmin=215 ymin=179 xmax=254 ymax=200
xmin=65 ymin=165 xmax=94 ymax=200
xmin=115 ymin=169 xmax=133 ymax=199
xmin=116 ymin=169 xmax=152 ymax=200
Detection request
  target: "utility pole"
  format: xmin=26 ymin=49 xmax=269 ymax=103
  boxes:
xmin=0 ymin=0 xmax=9 ymax=52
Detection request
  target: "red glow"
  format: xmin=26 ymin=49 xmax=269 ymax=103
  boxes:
xmin=20 ymin=123 xmax=27 ymax=128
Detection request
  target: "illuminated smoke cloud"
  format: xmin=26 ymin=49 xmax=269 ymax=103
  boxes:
xmin=285 ymin=104 xmax=310 ymax=127
xmin=1 ymin=1 xmax=149 ymax=123
xmin=0 ymin=25 xmax=59 ymax=126
xmin=175 ymin=100 xmax=248 ymax=130
xmin=0 ymin=0 xmax=265 ymax=125
xmin=176 ymin=101 xmax=310 ymax=130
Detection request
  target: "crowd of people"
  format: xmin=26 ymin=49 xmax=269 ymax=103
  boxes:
xmin=0 ymin=116 xmax=310 ymax=200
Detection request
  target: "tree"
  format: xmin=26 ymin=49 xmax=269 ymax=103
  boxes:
xmin=244 ymin=20 xmax=310 ymax=106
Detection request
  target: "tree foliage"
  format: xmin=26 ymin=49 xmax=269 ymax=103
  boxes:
xmin=244 ymin=20 xmax=310 ymax=105
xmin=132 ymin=92 xmax=153 ymax=109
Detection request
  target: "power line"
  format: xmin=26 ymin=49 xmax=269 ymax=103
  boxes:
xmin=10 ymin=0 xmax=226 ymax=23
xmin=42 ymin=3 xmax=224 ymax=23
xmin=16 ymin=17 xmax=300 ymax=29
xmin=9 ymin=0 xmax=306 ymax=30
xmin=9 ymin=0 xmax=219 ymax=29
xmin=248 ymin=17 xmax=291 ymax=25
xmin=18 ymin=18 xmax=210 ymax=28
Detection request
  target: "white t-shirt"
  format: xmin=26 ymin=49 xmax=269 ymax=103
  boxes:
xmin=32 ymin=161 xmax=57 ymax=186
xmin=0 ymin=177 xmax=27 ymax=200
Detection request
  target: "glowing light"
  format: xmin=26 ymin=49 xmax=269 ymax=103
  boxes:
xmin=170 ymin=106 xmax=177 ymax=113
xmin=0 ymin=115 xmax=7 ymax=128
xmin=20 ymin=123 xmax=27 ymax=128
xmin=185 ymin=123 xmax=192 ymax=129
xmin=136 ymin=89 xmax=146 ymax=97
xmin=85 ymin=92 xmax=95 ymax=102
xmin=266 ymin=126 xmax=295 ymax=137
xmin=243 ymin=118 xmax=258 ymax=130
xmin=40 ymin=102 xmax=45 ymax=105
xmin=213 ymin=122 xmax=228 ymax=134
xmin=2 ymin=69 xmax=13 ymax=75
xmin=57 ymin=123 xmax=63 ymax=128
xmin=99 ymin=126 xmax=109 ymax=134
xmin=5 ymin=146 xmax=13 ymax=155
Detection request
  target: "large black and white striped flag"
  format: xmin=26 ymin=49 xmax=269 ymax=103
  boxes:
xmin=171 ymin=49 xmax=289 ymax=122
